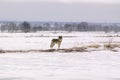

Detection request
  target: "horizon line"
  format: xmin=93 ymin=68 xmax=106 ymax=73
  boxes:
xmin=0 ymin=20 xmax=120 ymax=23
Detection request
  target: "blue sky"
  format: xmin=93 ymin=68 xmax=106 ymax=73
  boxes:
xmin=0 ymin=0 xmax=120 ymax=22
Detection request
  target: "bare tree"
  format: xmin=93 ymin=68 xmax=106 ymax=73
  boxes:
xmin=8 ymin=22 xmax=17 ymax=32
xmin=20 ymin=21 xmax=31 ymax=33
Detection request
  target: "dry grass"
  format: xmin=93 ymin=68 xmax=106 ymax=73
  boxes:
xmin=103 ymin=37 xmax=120 ymax=50
xmin=1 ymin=42 xmax=120 ymax=54
xmin=104 ymin=43 xmax=120 ymax=49
xmin=86 ymin=44 xmax=101 ymax=48
xmin=0 ymin=47 xmax=88 ymax=54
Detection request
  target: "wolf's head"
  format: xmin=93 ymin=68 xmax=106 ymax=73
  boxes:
xmin=58 ymin=36 xmax=63 ymax=41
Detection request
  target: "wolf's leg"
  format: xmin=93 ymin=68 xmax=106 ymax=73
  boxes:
xmin=58 ymin=42 xmax=61 ymax=49
xmin=50 ymin=42 xmax=55 ymax=49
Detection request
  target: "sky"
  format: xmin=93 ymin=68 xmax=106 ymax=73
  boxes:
xmin=0 ymin=0 xmax=120 ymax=22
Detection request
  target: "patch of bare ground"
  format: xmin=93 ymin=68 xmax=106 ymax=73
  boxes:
xmin=0 ymin=44 xmax=103 ymax=53
xmin=1 ymin=43 xmax=120 ymax=53
xmin=0 ymin=47 xmax=88 ymax=53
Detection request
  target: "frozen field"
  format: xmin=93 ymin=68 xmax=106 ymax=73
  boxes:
xmin=0 ymin=31 xmax=120 ymax=80
xmin=0 ymin=31 xmax=120 ymax=50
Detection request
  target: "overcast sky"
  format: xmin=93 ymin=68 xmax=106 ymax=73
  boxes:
xmin=0 ymin=0 xmax=120 ymax=22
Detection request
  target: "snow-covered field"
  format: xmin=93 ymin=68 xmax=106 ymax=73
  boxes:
xmin=0 ymin=31 xmax=120 ymax=80
xmin=0 ymin=31 xmax=119 ymax=50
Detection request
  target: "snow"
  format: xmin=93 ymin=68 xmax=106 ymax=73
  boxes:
xmin=0 ymin=52 xmax=120 ymax=80
xmin=0 ymin=31 xmax=119 ymax=50
xmin=0 ymin=31 xmax=120 ymax=80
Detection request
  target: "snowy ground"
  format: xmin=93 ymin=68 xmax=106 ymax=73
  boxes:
xmin=0 ymin=31 xmax=120 ymax=80
xmin=0 ymin=31 xmax=120 ymax=50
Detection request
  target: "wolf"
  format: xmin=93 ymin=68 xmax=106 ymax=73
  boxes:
xmin=50 ymin=36 xmax=63 ymax=49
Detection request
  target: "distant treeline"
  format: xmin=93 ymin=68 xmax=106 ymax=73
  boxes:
xmin=0 ymin=21 xmax=120 ymax=33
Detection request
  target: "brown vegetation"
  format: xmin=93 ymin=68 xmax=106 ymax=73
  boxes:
xmin=0 ymin=42 xmax=120 ymax=54
xmin=86 ymin=44 xmax=101 ymax=48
